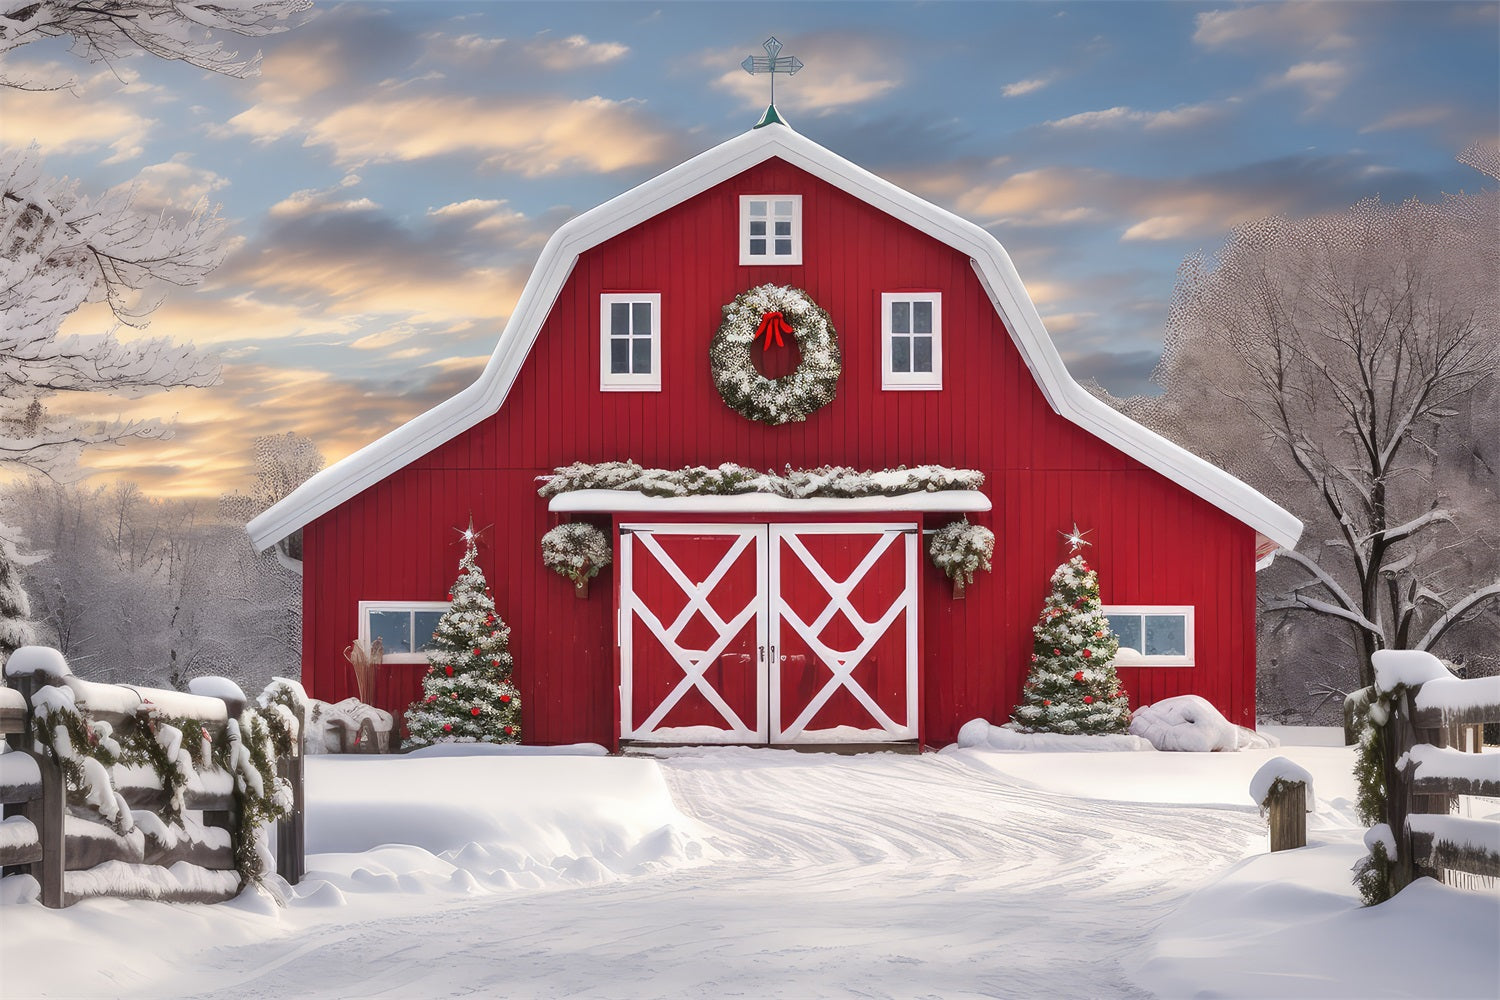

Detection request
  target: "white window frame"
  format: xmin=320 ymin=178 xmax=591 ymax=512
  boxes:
xmin=881 ymin=292 xmax=943 ymax=390
xmin=1101 ymin=605 xmax=1195 ymax=667
xmin=739 ymin=195 xmax=803 ymax=265
xmin=358 ymin=600 xmax=451 ymax=665
xmin=599 ymin=293 xmax=662 ymax=391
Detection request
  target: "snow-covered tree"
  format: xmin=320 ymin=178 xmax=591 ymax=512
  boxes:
xmin=0 ymin=0 xmax=311 ymax=82
xmin=405 ymin=527 xmax=521 ymax=747
xmin=1009 ymin=550 xmax=1131 ymax=735
xmin=0 ymin=521 xmax=36 ymax=662
xmin=220 ymin=432 xmax=325 ymax=560
xmin=1096 ymin=157 xmax=1499 ymax=694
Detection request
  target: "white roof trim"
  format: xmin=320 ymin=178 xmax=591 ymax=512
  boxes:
xmin=549 ymin=490 xmax=992 ymax=515
xmin=249 ymin=125 xmax=1302 ymax=554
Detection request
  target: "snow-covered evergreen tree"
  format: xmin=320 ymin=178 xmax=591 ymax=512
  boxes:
xmin=0 ymin=524 xmax=35 ymax=664
xmin=405 ymin=526 xmax=521 ymax=746
xmin=1010 ymin=548 xmax=1131 ymax=735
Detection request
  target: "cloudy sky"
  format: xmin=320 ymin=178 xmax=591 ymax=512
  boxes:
xmin=9 ymin=1 xmax=1497 ymax=498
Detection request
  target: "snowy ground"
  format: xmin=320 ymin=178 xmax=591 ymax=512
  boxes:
xmin=2 ymin=730 xmax=1496 ymax=999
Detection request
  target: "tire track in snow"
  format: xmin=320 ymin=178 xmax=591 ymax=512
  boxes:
xmin=177 ymin=750 xmax=1261 ymax=1000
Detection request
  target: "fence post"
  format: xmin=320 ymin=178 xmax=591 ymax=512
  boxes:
xmin=6 ymin=668 xmax=67 ymax=908
xmin=275 ymin=699 xmax=306 ymax=885
xmin=1267 ymin=781 xmax=1308 ymax=852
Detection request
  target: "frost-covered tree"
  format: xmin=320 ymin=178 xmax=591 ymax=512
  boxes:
xmin=406 ymin=527 xmax=521 ymax=747
xmin=1097 ymin=156 xmax=1499 ymax=693
xmin=220 ymin=432 xmax=324 ymax=560
xmin=0 ymin=0 xmax=311 ymax=81
xmin=0 ymin=521 xmax=36 ymax=661
xmin=1010 ymin=548 xmax=1131 ymax=735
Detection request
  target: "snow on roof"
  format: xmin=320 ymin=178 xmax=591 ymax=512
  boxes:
xmin=247 ymin=122 xmax=1303 ymax=555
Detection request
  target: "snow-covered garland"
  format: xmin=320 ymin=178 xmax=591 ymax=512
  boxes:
xmin=24 ymin=678 xmax=296 ymax=885
xmin=928 ymin=518 xmax=995 ymax=597
xmin=710 ymin=284 xmax=841 ymax=425
xmin=541 ymin=523 xmax=612 ymax=589
xmin=540 ymin=460 xmax=984 ymax=499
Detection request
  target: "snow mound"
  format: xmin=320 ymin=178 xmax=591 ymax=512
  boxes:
xmin=404 ymin=741 xmax=609 ymax=758
xmin=187 ymin=676 xmax=247 ymax=705
xmin=1371 ymin=648 xmax=1450 ymax=693
xmin=1248 ymin=756 xmax=1315 ymax=810
xmin=298 ymin=754 xmax=714 ymax=903
xmin=3 ymin=645 xmax=70 ymax=678
xmin=957 ymin=718 xmax=1154 ymax=752
xmin=1130 ymin=696 xmax=1278 ymax=752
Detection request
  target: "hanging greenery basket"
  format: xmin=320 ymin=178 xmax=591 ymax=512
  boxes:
xmin=710 ymin=284 xmax=841 ymax=425
xmin=928 ymin=517 xmax=995 ymax=598
xmin=541 ymin=522 xmax=612 ymax=598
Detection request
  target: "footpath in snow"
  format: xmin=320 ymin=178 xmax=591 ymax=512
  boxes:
xmin=1 ymin=732 xmax=1496 ymax=999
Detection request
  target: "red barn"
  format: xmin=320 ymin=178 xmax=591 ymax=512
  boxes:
xmin=248 ymin=116 xmax=1302 ymax=750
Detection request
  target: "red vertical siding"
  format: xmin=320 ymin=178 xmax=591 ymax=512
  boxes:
xmin=302 ymin=157 xmax=1260 ymax=747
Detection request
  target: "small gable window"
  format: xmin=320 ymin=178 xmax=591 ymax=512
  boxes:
xmin=881 ymin=292 xmax=942 ymax=390
xmin=1102 ymin=606 xmax=1195 ymax=667
xmin=600 ymin=293 xmax=662 ymax=391
xmin=740 ymin=195 xmax=802 ymax=265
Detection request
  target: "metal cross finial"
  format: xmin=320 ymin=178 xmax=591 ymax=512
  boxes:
xmin=742 ymin=36 xmax=803 ymax=106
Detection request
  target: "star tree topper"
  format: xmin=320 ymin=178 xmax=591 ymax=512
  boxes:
xmin=1060 ymin=522 xmax=1093 ymax=553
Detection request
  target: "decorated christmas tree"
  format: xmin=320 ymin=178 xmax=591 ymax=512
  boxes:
xmin=405 ymin=523 xmax=521 ymax=746
xmin=1009 ymin=526 xmax=1131 ymax=735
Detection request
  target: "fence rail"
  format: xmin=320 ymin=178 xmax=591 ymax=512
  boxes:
xmin=1 ymin=651 xmax=305 ymax=908
xmin=1373 ymin=651 xmax=1500 ymax=895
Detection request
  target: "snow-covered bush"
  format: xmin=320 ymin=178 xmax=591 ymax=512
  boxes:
xmin=928 ymin=518 xmax=994 ymax=594
xmin=1129 ymin=696 xmax=1276 ymax=752
xmin=541 ymin=523 xmax=612 ymax=587
xmin=539 ymin=461 xmax=984 ymax=499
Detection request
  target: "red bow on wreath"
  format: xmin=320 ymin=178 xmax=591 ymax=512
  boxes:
xmin=755 ymin=310 xmax=793 ymax=351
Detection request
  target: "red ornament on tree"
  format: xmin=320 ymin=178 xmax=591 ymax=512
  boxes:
xmin=1083 ymin=696 xmax=1094 ymax=705
xmin=500 ymin=694 xmax=512 ymax=704
xmin=1053 ymin=648 xmax=1061 ymax=656
xmin=445 ymin=665 xmax=454 ymax=676
xmin=470 ymin=706 xmax=482 ymax=716
xmin=471 ymin=647 xmax=482 ymax=656
xmin=1082 ymin=649 xmax=1093 ymax=659
xmin=1074 ymin=671 xmax=1085 ymax=682
xmin=442 ymin=723 xmax=453 ymax=733
xmin=491 ymin=659 xmax=500 ymax=667
xmin=503 ymin=725 xmax=515 ymax=736
xmin=425 ymin=695 xmax=436 ymax=704
xmin=1043 ymin=700 xmax=1052 ymax=707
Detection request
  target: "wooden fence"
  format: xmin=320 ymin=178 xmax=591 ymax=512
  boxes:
xmin=0 ymin=660 xmax=305 ymax=907
xmin=1375 ymin=656 xmax=1500 ymax=894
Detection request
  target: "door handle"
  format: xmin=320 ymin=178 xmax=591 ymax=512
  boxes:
xmin=758 ymin=645 xmax=765 ymax=663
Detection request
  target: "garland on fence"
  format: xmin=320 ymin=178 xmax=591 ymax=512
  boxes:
xmin=710 ymin=284 xmax=841 ymax=425
xmin=1351 ymin=686 xmax=1396 ymax=906
xmin=23 ymin=676 xmax=298 ymax=887
xmin=539 ymin=460 xmax=985 ymax=500
xmin=541 ymin=523 xmax=612 ymax=587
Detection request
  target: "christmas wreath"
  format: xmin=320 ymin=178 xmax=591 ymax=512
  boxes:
xmin=710 ymin=284 xmax=841 ymax=425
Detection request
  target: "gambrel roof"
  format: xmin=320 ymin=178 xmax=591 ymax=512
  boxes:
xmin=249 ymin=122 xmax=1303 ymax=557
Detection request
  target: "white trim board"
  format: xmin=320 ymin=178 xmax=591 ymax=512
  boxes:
xmin=550 ymin=489 xmax=991 ymax=515
xmin=248 ymin=123 xmax=1303 ymax=557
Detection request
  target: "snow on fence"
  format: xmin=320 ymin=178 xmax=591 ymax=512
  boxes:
xmin=1369 ymin=650 xmax=1500 ymax=896
xmin=0 ymin=647 xmax=305 ymax=907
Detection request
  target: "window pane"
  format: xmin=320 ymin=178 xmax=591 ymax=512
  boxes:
xmin=610 ymin=302 xmax=630 ymax=335
xmin=368 ymin=611 xmax=411 ymax=655
xmin=774 ymin=221 xmax=791 ymax=236
xmin=632 ymin=337 xmax=652 ymax=374
xmin=1144 ymin=615 xmax=1187 ymax=657
xmin=913 ymin=301 xmax=933 ymax=334
xmin=774 ymin=238 xmax=792 ymax=255
xmin=913 ymin=336 xmax=933 ymax=373
xmin=632 ymin=302 xmax=652 ymax=335
xmin=749 ymin=200 xmax=767 ymax=216
xmin=749 ymin=238 xmax=766 ymax=255
xmin=891 ymin=335 xmax=911 ymax=372
xmin=610 ymin=338 xmax=630 ymax=373
xmin=749 ymin=220 xmax=766 ymax=236
xmin=413 ymin=611 xmax=445 ymax=652
xmin=774 ymin=200 xmax=794 ymax=216
xmin=1106 ymin=615 xmax=1142 ymax=653
xmin=891 ymin=301 xmax=910 ymax=334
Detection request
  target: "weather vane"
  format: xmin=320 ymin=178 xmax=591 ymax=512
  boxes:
xmin=741 ymin=36 xmax=803 ymax=106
